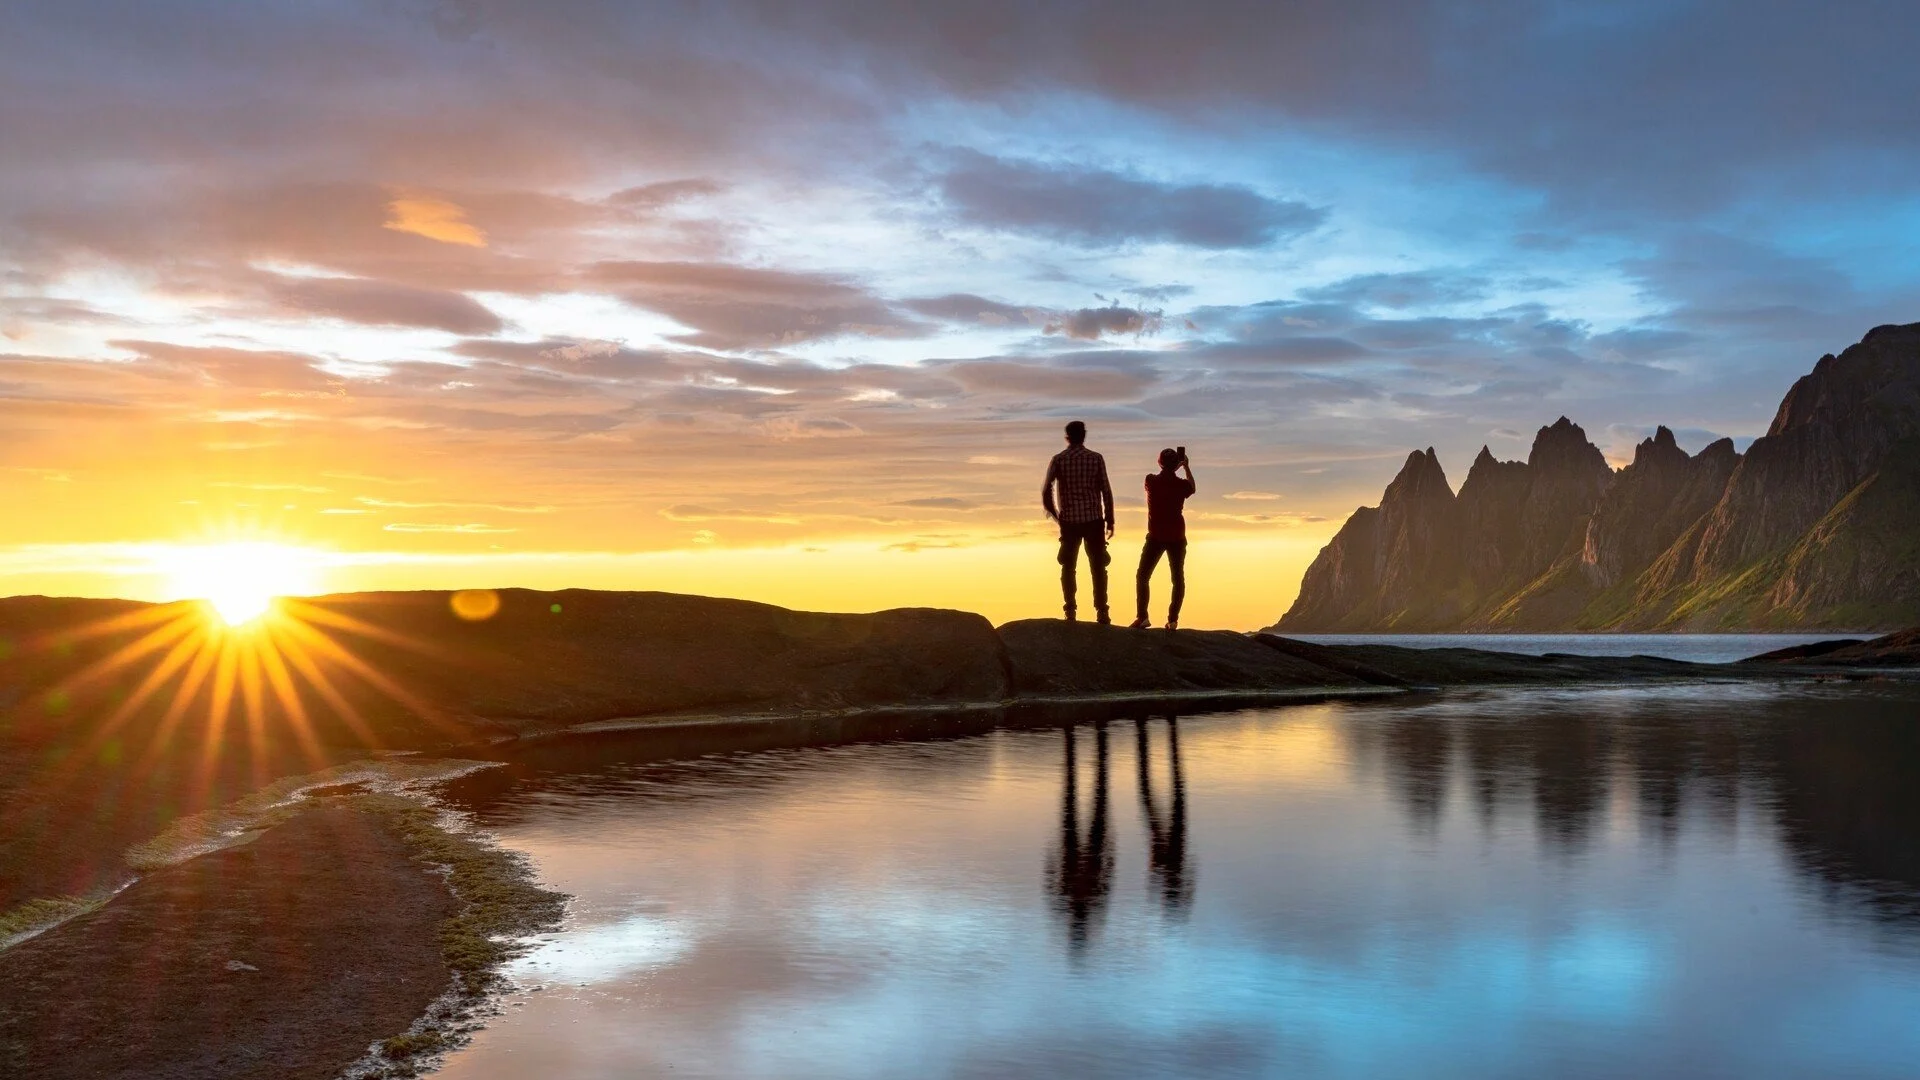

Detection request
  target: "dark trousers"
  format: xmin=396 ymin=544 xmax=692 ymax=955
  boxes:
xmin=1057 ymin=520 xmax=1110 ymax=616
xmin=1136 ymin=536 xmax=1187 ymax=621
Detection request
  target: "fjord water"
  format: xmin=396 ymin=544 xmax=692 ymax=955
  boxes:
xmin=436 ymin=683 xmax=1920 ymax=1080
xmin=1292 ymin=633 xmax=1858 ymax=663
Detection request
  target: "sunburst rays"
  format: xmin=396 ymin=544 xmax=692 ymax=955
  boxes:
xmin=21 ymin=593 xmax=476 ymax=810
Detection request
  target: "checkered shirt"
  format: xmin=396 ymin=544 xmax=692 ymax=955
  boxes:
xmin=1046 ymin=445 xmax=1113 ymax=524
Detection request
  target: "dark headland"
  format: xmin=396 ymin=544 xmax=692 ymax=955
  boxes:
xmin=4 ymin=586 xmax=1918 ymax=1078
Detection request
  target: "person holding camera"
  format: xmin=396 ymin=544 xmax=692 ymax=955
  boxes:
xmin=1042 ymin=420 xmax=1116 ymax=623
xmin=1130 ymin=446 xmax=1196 ymax=630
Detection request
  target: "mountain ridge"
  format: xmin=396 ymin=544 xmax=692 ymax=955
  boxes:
xmin=1274 ymin=323 xmax=1920 ymax=632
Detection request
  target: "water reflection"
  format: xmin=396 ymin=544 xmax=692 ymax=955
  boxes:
xmin=430 ymin=684 xmax=1920 ymax=1080
xmin=1046 ymin=722 xmax=1114 ymax=951
xmin=1362 ymin=686 xmax=1920 ymax=923
xmin=1134 ymin=717 xmax=1191 ymax=915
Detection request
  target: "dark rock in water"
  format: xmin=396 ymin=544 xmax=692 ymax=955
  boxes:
xmin=997 ymin=620 xmax=1372 ymax=696
xmin=1260 ymin=637 xmax=1712 ymax=687
xmin=1277 ymin=322 xmax=1920 ymax=632
xmin=1743 ymin=627 xmax=1920 ymax=666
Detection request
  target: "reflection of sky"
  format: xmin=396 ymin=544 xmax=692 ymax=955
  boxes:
xmin=441 ymin=690 xmax=1920 ymax=1080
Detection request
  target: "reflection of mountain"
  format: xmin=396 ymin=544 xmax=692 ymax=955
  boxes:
xmin=1368 ymin=691 xmax=1920 ymax=923
xmin=1276 ymin=323 xmax=1920 ymax=631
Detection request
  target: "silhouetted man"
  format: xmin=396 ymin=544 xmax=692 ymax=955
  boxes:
xmin=1130 ymin=446 xmax=1194 ymax=630
xmin=1042 ymin=420 xmax=1115 ymax=623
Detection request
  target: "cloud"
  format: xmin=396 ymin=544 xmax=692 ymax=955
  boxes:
xmin=1223 ymin=491 xmax=1280 ymax=501
xmin=943 ymin=359 xmax=1156 ymax=401
xmin=1045 ymin=305 xmax=1162 ymax=341
xmin=901 ymin=293 xmax=1036 ymax=328
xmin=608 ymin=179 xmax=724 ymax=208
xmin=937 ymin=151 xmax=1325 ymax=249
xmin=661 ymin=504 xmax=801 ymax=524
xmin=355 ymin=496 xmax=556 ymax=513
xmin=586 ymin=261 xmax=925 ymax=350
xmin=382 ymin=522 xmax=515 ymax=533
xmin=383 ymin=196 xmax=487 ymax=247
xmin=1303 ymin=271 xmax=1490 ymax=310
xmin=260 ymin=274 xmax=503 ymax=335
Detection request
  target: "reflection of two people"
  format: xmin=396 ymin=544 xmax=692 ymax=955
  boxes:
xmin=1047 ymin=717 xmax=1191 ymax=951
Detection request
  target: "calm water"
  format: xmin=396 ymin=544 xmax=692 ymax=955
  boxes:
xmin=435 ymin=683 xmax=1920 ymax=1079
xmin=1292 ymin=634 xmax=1860 ymax=664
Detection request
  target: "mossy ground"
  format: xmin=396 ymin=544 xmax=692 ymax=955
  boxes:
xmin=328 ymin=792 xmax=568 ymax=1077
xmin=0 ymin=894 xmax=102 ymax=944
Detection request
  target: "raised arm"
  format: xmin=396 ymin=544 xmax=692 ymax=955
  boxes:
xmin=1180 ymin=450 xmax=1197 ymax=495
xmin=1041 ymin=456 xmax=1060 ymax=521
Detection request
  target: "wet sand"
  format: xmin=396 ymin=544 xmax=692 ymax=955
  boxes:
xmin=0 ymin=804 xmax=456 ymax=1080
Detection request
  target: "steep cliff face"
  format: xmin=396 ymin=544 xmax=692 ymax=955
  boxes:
xmin=1276 ymin=323 xmax=1920 ymax=632
xmin=1582 ymin=429 xmax=1739 ymax=588
xmin=1372 ymin=448 xmax=1460 ymax=623
xmin=1517 ymin=418 xmax=1614 ymax=584
xmin=1280 ymin=506 xmax=1380 ymax=630
xmin=1695 ymin=324 xmax=1920 ymax=576
xmin=1456 ymin=446 xmax=1531 ymax=591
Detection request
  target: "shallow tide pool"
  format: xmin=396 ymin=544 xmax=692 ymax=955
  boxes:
xmin=434 ymin=682 xmax=1920 ymax=1079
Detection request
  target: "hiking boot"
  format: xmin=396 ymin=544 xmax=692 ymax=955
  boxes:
xmin=1064 ymin=606 xmax=1077 ymax=622
xmin=1165 ymin=616 xmax=1179 ymax=631
xmin=1128 ymin=615 xmax=1150 ymax=629
xmin=1096 ymin=610 xmax=1112 ymax=626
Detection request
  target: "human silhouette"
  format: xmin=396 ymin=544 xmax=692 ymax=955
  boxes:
xmin=1047 ymin=722 xmax=1113 ymax=952
xmin=1136 ymin=716 xmax=1193 ymax=913
xmin=1041 ymin=420 xmax=1116 ymax=623
xmin=1130 ymin=447 xmax=1195 ymax=630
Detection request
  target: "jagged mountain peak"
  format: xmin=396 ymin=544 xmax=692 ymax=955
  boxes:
xmin=1697 ymin=436 xmax=1738 ymax=463
xmin=1629 ymin=425 xmax=1690 ymax=471
xmin=1278 ymin=320 xmax=1920 ymax=633
xmin=1384 ymin=446 xmax=1453 ymax=502
xmin=1527 ymin=417 xmax=1607 ymax=471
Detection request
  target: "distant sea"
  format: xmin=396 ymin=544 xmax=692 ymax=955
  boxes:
xmin=1289 ymin=633 xmax=1863 ymax=665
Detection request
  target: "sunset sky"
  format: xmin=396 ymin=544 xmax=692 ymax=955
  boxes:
xmin=6 ymin=2 xmax=1920 ymax=627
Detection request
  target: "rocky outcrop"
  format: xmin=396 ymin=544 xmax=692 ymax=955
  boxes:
xmin=1276 ymin=323 xmax=1920 ymax=632
xmin=1744 ymin=627 xmax=1920 ymax=666
xmin=998 ymin=620 xmax=1374 ymax=696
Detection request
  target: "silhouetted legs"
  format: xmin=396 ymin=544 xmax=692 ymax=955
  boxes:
xmin=1135 ymin=538 xmax=1186 ymax=625
xmin=1058 ymin=521 xmax=1110 ymax=621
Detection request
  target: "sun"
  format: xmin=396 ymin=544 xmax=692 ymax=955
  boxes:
xmin=158 ymin=541 xmax=323 ymax=627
